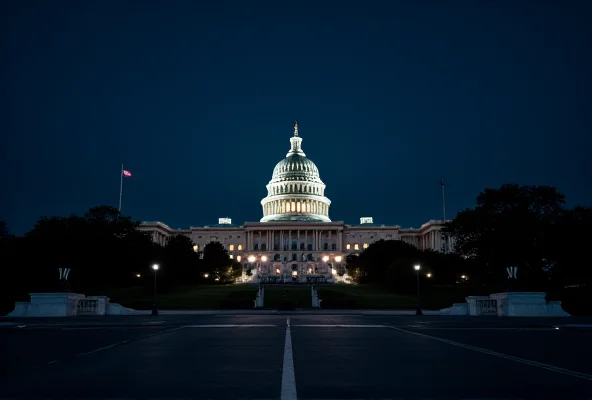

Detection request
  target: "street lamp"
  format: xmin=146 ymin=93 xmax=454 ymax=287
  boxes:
xmin=334 ymin=256 xmax=342 ymax=262
xmin=248 ymin=255 xmax=256 ymax=263
xmin=322 ymin=255 xmax=329 ymax=262
xmin=426 ymin=273 xmax=432 ymax=278
xmin=261 ymin=255 xmax=268 ymax=262
xmin=414 ymin=264 xmax=422 ymax=315
xmin=136 ymin=273 xmax=141 ymax=278
xmin=151 ymin=264 xmax=159 ymax=316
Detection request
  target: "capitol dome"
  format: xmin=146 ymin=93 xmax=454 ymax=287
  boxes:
xmin=260 ymin=122 xmax=331 ymax=222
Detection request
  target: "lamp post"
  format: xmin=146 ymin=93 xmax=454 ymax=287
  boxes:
xmin=414 ymin=264 xmax=422 ymax=315
xmin=151 ymin=264 xmax=159 ymax=316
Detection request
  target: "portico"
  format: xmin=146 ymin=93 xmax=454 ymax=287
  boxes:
xmin=243 ymin=222 xmax=345 ymax=283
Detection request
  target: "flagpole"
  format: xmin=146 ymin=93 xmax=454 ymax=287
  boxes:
xmin=441 ymin=179 xmax=446 ymax=222
xmin=441 ymin=179 xmax=448 ymax=253
xmin=119 ymin=164 xmax=123 ymax=212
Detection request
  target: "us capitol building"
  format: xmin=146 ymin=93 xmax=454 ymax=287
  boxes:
xmin=140 ymin=122 xmax=451 ymax=283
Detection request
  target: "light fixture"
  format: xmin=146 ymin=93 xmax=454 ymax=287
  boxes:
xmin=204 ymin=273 xmax=209 ymax=278
xmin=248 ymin=255 xmax=256 ymax=263
xmin=461 ymin=275 xmax=466 ymax=279
xmin=322 ymin=256 xmax=329 ymax=262
xmin=237 ymin=256 xmax=242 ymax=262
xmin=334 ymin=256 xmax=342 ymax=263
xmin=136 ymin=274 xmax=141 ymax=278
xmin=426 ymin=273 xmax=432 ymax=278
xmin=152 ymin=264 xmax=159 ymax=270
xmin=261 ymin=255 xmax=268 ymax=262
xmin=414 ymin=265 xmax=420 ymax=271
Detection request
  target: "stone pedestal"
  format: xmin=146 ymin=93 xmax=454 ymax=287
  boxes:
xmin=490 ymin=292 xmax=546 ymax=317
xmin=466 ymin=296 xmax=490 ymax=316
xmin=27 ymin=293 xmax=85 ymax=317
xmin=85 ymin=296 xmax=110 ymax=315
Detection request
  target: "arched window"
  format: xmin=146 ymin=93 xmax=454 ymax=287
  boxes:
xmin=346 ymin=244 xmax=351 ymax=250
xmin=354 ymin=243 xmax=359 ymax=250
xmin=363 ymin=243 xmax=368 ymax=249
xmin=193 ymin=244 xmax=199 ymax=252
xmin=229 ymin=244 xmax=234 ymax=251
xmin=297 ymin=202 xmax=301 ymax=212
xmin=291 ymin=201 xmax=296 ymax=212
xmin=238 ymin=244 xmax=243 ymax=250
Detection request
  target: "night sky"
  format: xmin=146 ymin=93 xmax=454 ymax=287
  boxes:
xmin=1 ymin=1 xmax=591 ymax=234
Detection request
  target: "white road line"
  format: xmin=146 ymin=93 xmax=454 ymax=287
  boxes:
xmin=291 ymin=324 xmax=387 ymax=328
xmin=387 ymin=325 xmax=592 ymax=382
xmin=75 ymin=326 xmax=185 ymax=357
xmin=183 ymin=324 xmax=278 ymax=328
xmin=408 ymin=327 xmax=555 ymax=331
xmin=281 ymin=317 xmax=297 ymax=400
xmin=76 ymin=341 xmax=128 ymax=357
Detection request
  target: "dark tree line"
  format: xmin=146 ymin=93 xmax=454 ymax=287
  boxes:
xmin=343 ymin=184 xmax=592 ymax=313
xmin=444 ymin=184 xmax=592 ymax=290
xmin=0 ymin=206 xmax=240 ymax=314
xmin=345 ymin=240 xmax=469 ymax=295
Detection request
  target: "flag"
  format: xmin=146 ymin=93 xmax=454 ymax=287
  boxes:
xmin=123 ymin=170 xmax=132 ymax=177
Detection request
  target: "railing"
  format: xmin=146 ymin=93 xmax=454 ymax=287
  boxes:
xmin=476 ymin=299 xmax=497 ymax=316
xmin=77 ymin=299 xmax=98 ymax=315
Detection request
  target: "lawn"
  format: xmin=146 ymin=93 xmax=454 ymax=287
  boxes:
xmin=102 ymin=284 xmax=258 ymax=310
xmin=318 ymin=284 xmax=418 ymax=309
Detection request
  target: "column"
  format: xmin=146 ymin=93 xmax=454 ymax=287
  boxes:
xmin=297 ymin=230 xmax=300 ymax=250
xmin=329 ymin=230 xmax=332 ymax=250
xmin=289 ymin=230 xmax=292 ymax=250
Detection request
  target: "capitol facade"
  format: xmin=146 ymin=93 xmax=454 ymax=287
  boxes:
xmin=140 ymin=123 xmax=451 ymax=283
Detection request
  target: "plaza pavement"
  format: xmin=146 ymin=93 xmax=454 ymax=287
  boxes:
xmin=1 ymin=313 xmax=592 ymax=399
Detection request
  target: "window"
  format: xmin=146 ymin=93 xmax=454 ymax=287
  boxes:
xmin=193 ymin=244 xmax=199 ymax=252
xmin=300 ymin=243 xmax=305 ymax=250
xmin=237 ymin=255 xmax=241 ymax=262
xmin=332 ymin=243 xmax=336 ymax=250
xmin=323 ymin=243 xmax=328 ymax=250
xmin=292 ymin=253 xmax=297 ymax=261
xmin=229 ymin=244 xmax=234 ymax=251
xmin=254 ymin=244 xmax=259 ymax=250
xmin=261 ymin=244 xmax=267 ymax=251
xmin=307 ymin=244 xmax=312 ymax=251
xmin=229 ymin=255 xmax=233 ymax=259
xmin=346 ymin=244 xmax=351 ymax=250
xmin=363 ymin=243 xmax=369 ymax=249
xmin=354 ymin=243 xmax=359 ymax=250
xmin=238 ymin=244 xmax=243 ymax=250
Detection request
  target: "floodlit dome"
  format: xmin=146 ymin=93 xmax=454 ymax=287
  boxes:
xmin=260 ymin=122 xmax=331 ymax=222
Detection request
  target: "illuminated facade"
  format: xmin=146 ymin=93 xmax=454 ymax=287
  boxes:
xmin=139 ymin=122 xmax=451 ymax=283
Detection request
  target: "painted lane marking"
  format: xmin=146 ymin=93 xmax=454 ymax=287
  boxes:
xmin=76 ymin=342 xmax=127 ymax=357
xmin=387 ymin=325 xmax=592 ymax=381
xmin=291 ymin=324 xmax=387 ymax=328
xmin=75 ymin=326 xmax=186 ymax=357
xmin=183 ymin=324 xmax=278 ymax=328
xmin=405 ymin=327 xmax=555 ymax=331
xmin=281 ymin=317 xmax=297 ymax=400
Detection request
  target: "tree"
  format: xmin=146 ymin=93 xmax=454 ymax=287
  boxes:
xmin=547 ymin=206 xmax=592 ymax=287
xmin=162 ymin=234 xmax=200 ymax=286
xmin=0 ymin=221 xmax=8 ymax=238
xmin=202 ymin=242 xmax=231 ymax=281
xmin=445 ymin=184 xmax=567 ymax=288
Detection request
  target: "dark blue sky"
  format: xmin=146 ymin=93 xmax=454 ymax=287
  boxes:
xmin=1 ymin=1 xmax=591 ymax=234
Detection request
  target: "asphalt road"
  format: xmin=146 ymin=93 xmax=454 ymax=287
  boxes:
xmin=1 ymin=314 xmax=592 ymax=399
